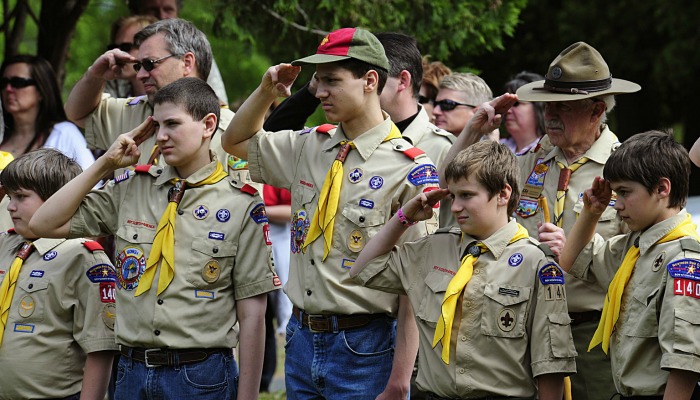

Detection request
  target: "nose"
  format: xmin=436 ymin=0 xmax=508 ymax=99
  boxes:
xmin=136 ymin=67 xmax=150 ymax=80
xmin=433 ymin=104 xmax=443 ymax=115
xmin=613 ymin=197 xmax=623 ymax=211
xmin=543 ymin=103 xmax=557 ymax=118
xmin=6 ymin=198 xmax=16 ymax=212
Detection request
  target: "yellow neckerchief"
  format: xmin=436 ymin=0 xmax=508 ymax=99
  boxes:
xmin=433 ymin=224 xmax=530 ymax=364
xmin=303 ymin=123 xmax=402 ymax=260
xmin=135 ymin=162 xmax=228 ymax=296
xmin=589 ymin=214 xmax=700 ymax=354
xmin=554 ymin=157 xmax=589 ymax=227
xmin=0 ymin=242 xmax=33 ymax=346
xmin=0 ymin=151 xmax=14 ymax=170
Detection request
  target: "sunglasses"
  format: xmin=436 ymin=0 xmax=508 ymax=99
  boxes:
xmin=107 ymin=42 xmax=135 ymax=52
xmin=433 ymin=99 xmax=477 ymax=111
xmin=133 ymin=54 xmax=177 ymax=72
xmin=418 ymin=95 xmax=433 ymax=105
xmin=0 ymin=76 xmax=37 ymax=89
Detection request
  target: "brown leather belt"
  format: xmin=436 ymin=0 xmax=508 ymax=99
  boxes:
xmin=569 ymin=310 xmax=602 ymax=326
xmin=120 ymin=346 xmax=230 ymax=368
xmin=292 ymin=306 xmax=389 ymax=332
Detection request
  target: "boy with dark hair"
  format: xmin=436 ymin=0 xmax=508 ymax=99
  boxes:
xmin=560 ymin=130 xmax=700 ymax=398
xmin=350 ymin=138 xmax=576 ymax=399
xmin=223 ymin=28 xmax=439 ymax=399
xmin=0 ymin=148 xmax=117 ymax=399
xmin=31 ymin=77 xmax=278 ymax=400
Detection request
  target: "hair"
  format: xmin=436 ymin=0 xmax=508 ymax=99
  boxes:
xmin=134 ymin=18 xmax=212 ymax=81
xmin=444 ymin=140 xmax=520 ymax=215
xmin=1 ymin=148 xmax=82 ymax=201
xmin=439 ymin=72 xmax=492 ymax=106
xmin=127 ymin=0 xmax=183 ymax=15
xmin=110 ymin=14 xmax=158 ymax=43
xmin=421 ymin=57 xmax=451 ymax=101
xmin=335 ymin=58 xmax=388 ymax=94
xmin=375 ymin=32 xmax=422 ymax=98
xmin=504 ymin=71 xmax=546 ymax=137
xmin=154 ymin=77 xmax=220 ymax=132
xmin=1 ymin=55 xmax=67 ymax=154
xmin=604 ymin=130 xmax=689 ymax=209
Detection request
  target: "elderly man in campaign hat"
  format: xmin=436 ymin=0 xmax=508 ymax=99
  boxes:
xmin=515 ymin=42 xmax=640 ymax=400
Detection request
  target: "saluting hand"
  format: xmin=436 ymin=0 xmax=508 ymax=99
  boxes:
xmin=88 ymin=49 xmax=138 ymax=82
xmin=103 ymin=117 xmax=156 ymax=170
xmin=583 ymin=176 xmax=612 ymax=215
xmin=262 ymin=63 xmax=301 ymax=98
xmin=402 ymin=188 xmax=450 ymax=223
xmin=462 ymin=93 xmax=518 ymax=138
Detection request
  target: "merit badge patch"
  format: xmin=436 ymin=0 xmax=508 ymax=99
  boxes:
xmin=369 ymin=176 xmax=384 ymax=190
xmin=341 ymin=259 xmax=355 ymax=269
xmin=193 ymin=205 xmax=209 ymax=220
xmin=673 ymin=278 xmax=700 ymax=298
xmin=209 ymin=232 xmax=225 ymax=241
xmin=538 ymin=263 xmax=565 ymax=285
xmin=652 ymin=252 xmax=666 ymax=272
xmin=216 ymin=209 xmax=231 ymax=223
xmin=13 ymin=323 xmax=35 ymax=333
xmin=359 ymin=199 xmax=374 ymax=209
xmin=516 ymin=199 xmax=539 ymax=218
xmin=202 ymin=260 xmax=221 ymax=283
xmin=29 ymin=270 xmax=44 ymax=278
xmin=43 ymin=251 xmax=57 ymax=261
xmin=407 ymin=164 xmax=439 ymax=186
xmin=250 ymin=203 xmax=269 ymax=224
xmin=508 ymin=253 xmax=524 ymax=267
xmin=86 ymin=264 xmax=117 ymax=283
xmin=347 ymin=229 xmax=365 ymax=253
xmin=521 ymin=162 xmax=548 ymax=199
xmin=291 ymin=209 xmax=310 ymax=253
xmin=348 ymin=167 xmax=363 ymax=183
xmin=116 ymin=246 xmax=146 ymax=291
xmin=227 ymin=155 xmax=248 ymax=171
xmin=100 ymin=282 xmax=116 ymax=303
xmin=667 ymin=259 xmax=700 ymax=281
xmin=498 ymin=308 xmax=516 ymax=332
xmin=194 ymin=290 xmax=215 ymax=299
xmin=18 ymin=295 xmax=35 ymax=318
xmin=102 ymin=303 xmax=116 ymax=330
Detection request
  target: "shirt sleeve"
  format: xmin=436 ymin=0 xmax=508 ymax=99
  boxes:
xmin=247 ymin=129 xmax=304 ymax=190
xmin=84 ymin=95 xmax=148 ymax=151
xmin=69 ymin=178 xmax=123 ymax=239
xmin=354 ymin=237 xmax=431 ymax=295
xmin=569 ymin=233 xmax=629 ymax=289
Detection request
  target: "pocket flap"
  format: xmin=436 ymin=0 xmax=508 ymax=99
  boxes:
xmin=424 ymin=270 xmax=452 ymax=294
xmin=18 ymin=279 xmax=49 ymax=293
xmin=342 ymin=204 xmax=385 ymax=227
xmin=484 ymin=283 xmax=531 ymax=306
xmin=192 ymin=237 xmax=237 ymax=258
xmin=294 ymin=184 xmax=316 ymax=205
xmin=116 ymin=224 xmax=157 ymax=244
xmin=675 ymin=309 xmax=700 ymax=325
xmin=547 ymin=312 xmax=572 ymax=325
xmin=631 ymin=286 xmax=659 ymax=306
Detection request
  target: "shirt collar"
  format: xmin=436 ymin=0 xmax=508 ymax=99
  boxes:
xmin=154 ymin=152 xmax=220 ymax=186
xmin=637 ymin=209 xmax=688 ymax=255
xmin=541 ymin=125 xmax=619 ymax=165
xmin=32 ymin=237 xmax=66 ymax=256
xmin=322 ymin=114 xmax=395 ymax=161
xmin=460 ymin=219 xmax=520 ymax=260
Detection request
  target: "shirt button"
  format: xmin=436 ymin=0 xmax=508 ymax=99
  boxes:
xmin=473 ymin=269 xmax=479 ymax=275
xmin=465 ymin=301 xmax=472 ymax=307
xmin=310 ymin=260 xmax=315 ymax=265
xmin=306 ymin=290 xmax=312 ymax=296
xmin=157 ymin=299 xmax=164 ymax=305
xmin=213 ymin=247 xmax=219 ymax=254
xmin=28 ymin=283 xmax=33 ymax=289
xmin=133 ymin=234 xmax=138 ymax=240
xmin=156 ymin=169 xmax=163 ymax=174
xmin=359 ymin=216 xmax=365 ymax=223
xmin=178 ymin=210 xmax=184 ymax=215
xmin=154 ymin=330 xmax=160 ymax=336
xmin=459 ymin=368 xmax=465 ymax=374
xmin=461 ymin=335 xmax=467 ymax=341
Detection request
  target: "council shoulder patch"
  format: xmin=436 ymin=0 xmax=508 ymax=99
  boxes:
xmin=538 ymin=263 xmax=565 ymax=285
xmin=407 ymin=164 xmax=439 ymax=186
xmin=250 ymin=203 xmax=269 ymax=224
xmin=86 ymin=264 xmax=117 ymax=283
xmin=667 ymin=258 xmax=700 ymax=281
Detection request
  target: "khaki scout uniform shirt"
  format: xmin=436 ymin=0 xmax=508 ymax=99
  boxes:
xmin=0 ymin=233 xmax=118 ymax=399
xmin=69 ymin=157 xmax=278 ymax=349
xmin=355 ymin=220 xmax=577 ymax=398
xmin=402 ymin=106 xmax=456 ymax=228
xmin=248 ymin=117 xmax=439 ymax=315
xmin=516 ymin=127 xmax=625 ymax=312
xmin=570 ymin=210 xmax=700 ymax=396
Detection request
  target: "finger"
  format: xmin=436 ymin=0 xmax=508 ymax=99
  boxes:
xmin=425 ymin=188 xmax=450 ymax=204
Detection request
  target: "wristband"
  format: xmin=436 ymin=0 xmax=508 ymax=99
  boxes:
xmin=396 ymin=208 xmax=418 ymax=226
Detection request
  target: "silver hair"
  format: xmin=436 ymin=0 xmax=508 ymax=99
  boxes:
xmin=439 ymin=72 xmax=493 ymax=106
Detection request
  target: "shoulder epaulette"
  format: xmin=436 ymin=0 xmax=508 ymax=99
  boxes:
xmin=82 ymin=240 xmax=105 ymax=252
xmin=125 ymin=95 xmax=148 ymax=106
xmin=401 ymin=147 xmax=425 ymax=160
xmin=679 ymin=237 xmax=700 ymax=253
xmin=6 ymin=228 xmax=16 ymax=235
xmin=315 ymin=124 xmax=336 ymax=134
xmin=533 ymin=240 xmax=555 ymax=258
xmin=434 ymin=226 xmax=461 ymax=235
xmin=240 ymin=184 xmax=258 ymax=196
xmin=134 ymin=164 xmax=152 ymax=173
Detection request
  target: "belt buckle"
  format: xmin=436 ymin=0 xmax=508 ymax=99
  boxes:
xmin=144 ymin=348 xmax=162 ymax=368
xmin=306 ymin=315 xmax=326 ymax=332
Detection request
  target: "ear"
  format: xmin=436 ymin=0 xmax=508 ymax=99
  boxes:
xmin=396 ymin=70 xmax=411 ymax=93
xmin=202 ymin=112 xmax=217 ymax=139
xmin=590 ymin=100 xmax=606 ymax=122
xmin=364 ymin=70 xmax=379 ymax=93
xmin=497 ymin=183 xmax=513 ymax=207
xmin=181 ymin=52 xmax=197 ymax=77
xmin=655 ymin=177 xmax=671 ymax=198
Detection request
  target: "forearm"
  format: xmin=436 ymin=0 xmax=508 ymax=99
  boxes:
xmin=663 ymin=369 xmax=699 ymax=400
xmin=80 ymin=351 xmax=115 ymax=400
xmin=350 ymin=216 xmax=408 ymax=278
xmin=382 ymin=296 xmax=418 ymax=397
xmin=265 ymin=204 xmax=291 ymax=224
xmin=536 ymin=373 xmax=565 ymax=400
xmin=236 ymin=295 xmax=267 ymax=400
xmin=65 ymin=69 xmax=106 ymax=128
xmin=29 ymin=156 xmax=113 ymax=237
xmin=559 ymin=209 xmax=600 ymax=272
xmin=223 ymin=86 xmax=278 ymax=160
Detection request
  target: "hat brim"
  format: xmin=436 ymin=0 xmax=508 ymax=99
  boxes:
xmin=516 ymin=78 xmax=641 ymax=102
xmin=291 ymin=54 xmax=351 ymax=66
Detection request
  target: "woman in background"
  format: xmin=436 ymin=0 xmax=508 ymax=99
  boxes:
xmin=501 ymin=71 xmax=546 ymax=154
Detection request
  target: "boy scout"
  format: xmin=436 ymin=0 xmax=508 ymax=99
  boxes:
xmin=560 ymin=131 xmax=700 ymax=399
xmin=223 ymin=28 xmax=439 ymax=399
xmin=30 ymin=78 xmax=278 ymax=400
xmin=350 ymin=140 xmax=577 ymax=399
xmin=0 ymin=149 xmax=117 ymax=400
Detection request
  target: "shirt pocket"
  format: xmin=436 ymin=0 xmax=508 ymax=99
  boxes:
xmin=547 ymin=313 xmax=577 ymax=358
xmin=621 ymin=286 xmax=659 ymax=338
xmin=115 ymin=224 xmax=156 ymax=292
xmin=481 ymin=283 xmax=531 ymax=338
xmin=415 ymin=270 xmax=452 ymax=328
xmin=14 ymin=279 xmax=50 ymax=322
xmin=187 ymin=236 xmax=236 ymax=289
xmin=341 ymin=204 xmax=385 ymax=253
xmin=673 ymin=309 xmax=700 ymax=357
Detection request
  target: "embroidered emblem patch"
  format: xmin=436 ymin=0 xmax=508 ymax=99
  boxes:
xmin=347 ymin=229 xmax=365 ymax=253
xmin=116 ymin=246 xmax=146 ymax=290
xmin=18 ymin=295 xmax=35 ymax=318
xmin=348 ymin=167 xmax=363 ymax=183
xmin=194 ymin=290 xmax=215 ymax=299
xmin=667 ymin=259 xmax=700 ymax=281
xmin=291 ymin=209 xmax=310 ymax=254
xmin=216 ymin=209 xmax=231 ymax=222
xmin=100 ymin=282 xmax=116 ymax=303
xmin=516 ymin=199 xmax=539 ymax=218
xmin=652 ymin=252 xmax=666 ymax=272
xmin=114 ymin=170 xmax=130 ymax=184
xmin=250 ymin=203 xmax=269 ymax=224
xmin=359 ymin=199 xmax=374 ymax=209
xmin=299 ymin=127 xmax=313 ymax=135
xmin=521 ymin=162 xmax=548 ymax=199
xmin=369 ymin=176 xmax=384 ymax=190
xmin=202 ymin=260 xmax=221 ymax=283
xmin=498 ymin=308 xmax=516 ymax=332
xmin=86 ymin=264 xmax=117 ymax=283
xmin=13 ymin=323 xmax=34 ymax=333
xmin=407 ymin=164 xmax=439 ymax=186
xmin=508 ymin=253 xmax=523 ymax=267
xmin=341 ymin=259 xmax=355 ymax=269
xmin=538 ymin=263 xmax=565 ymax=285
xmin=193 ymin=205 xmax=209 ymax=220
xmin=43 ymin=251 xmax=57 ymax=261
xmin=102 ymin=304 xmax=116 ymax=330
xmin=544 ymin=284 xmax=565 ymax=301
xmin=673 ymin=279 xmax=700 ymax=298
xmin=263 ymin=223 xmax=272 ymax=245
xmin=227 ymin=155 xmax=248 ymax=171
xmin=29 ymin=270 xmax=44 ymax=278
xmin=209 ymin=232 xmax=225 ymax=241
xmin=498 ymin=287 xmax=520 ymax=297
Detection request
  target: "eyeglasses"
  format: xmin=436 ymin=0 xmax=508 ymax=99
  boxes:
xmin=0 ymin=76 xmax=36 ymax=89
xmin=433 ymin=99 xmax=476 ymax=111
xmin=133 ymin=54 xmax=178 ymax=72
xmin=107 ymin=42 xmax=135 ymax=52
xmin=418 ymin=95 xmax=433 ymax=105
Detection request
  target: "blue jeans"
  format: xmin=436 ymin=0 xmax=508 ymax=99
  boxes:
xmin=114 ymin=350 xmax=238 ymax=400
xmin=284 ymin=313 xmax=396 ymax=399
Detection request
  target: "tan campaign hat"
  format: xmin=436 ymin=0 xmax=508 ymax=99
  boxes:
xmin=292 ymin=27 xmax=390 ymax=71
xmin=517 ymin=42 xmax=640 ymax=102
